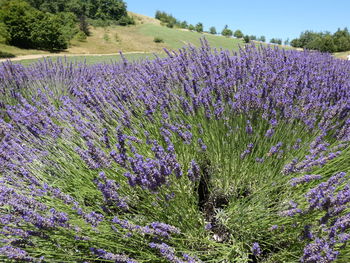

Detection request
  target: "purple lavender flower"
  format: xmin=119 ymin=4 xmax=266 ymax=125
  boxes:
xmin=289 ymin=174 xmax=322 ymax=187
xmin=251 ymin=242 xmax=261 ymax=256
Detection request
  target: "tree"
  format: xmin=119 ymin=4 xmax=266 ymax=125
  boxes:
xmin=180 ymin=21 xmax=188 ymax=29
xmin=24 ymin=0 xmax=132 ymax=24
xmin=0 ymin=22 xmax=9 ymax=44
xmin=209 ymin=26 xmax=217 ymax=35
xmin=290 ymin=38 xmax=301 ymax=48
xmin=29 ymin=11 xmax=68 ymax=50
xmin=79 ymin=14 xmax=89 ymax=36
xmin=333 ymin=28 xmax=350 ymax=52
xmin=284 ymin=38 xmax=290 ymax=45
xmin=155 ymin=10 xmax=178 ymax=28
xmin=249 ymin=35 xmax=257 ymax=41
xmin=221 ymin=25 xmax=233 ymax=37
xmin=188 ymin=24 xmax=195 ymax=31
xmin=0 ymin=0 xmax=70 ymax=51
xmin=243 ymin=35 xmax=250 ymax=43
xmin=233 ymin=29 xmax=243 ymax=38
xmin=195 ymin=22 xmax=203 ymax=33
xmin=0 ymin=0 xmax=34 ymax=48
xmin=258 ymin=36 xmax=266 ymax=42
xmin=270 ymin=38 xmax=282 ymax=45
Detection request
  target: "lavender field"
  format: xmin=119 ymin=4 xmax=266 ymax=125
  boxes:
xmin=1 ymin=40 xmax=350 ymax=263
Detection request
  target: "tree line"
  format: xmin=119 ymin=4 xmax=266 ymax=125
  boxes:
xmin=0 ymin=0 xmax=133 ymax=51
xmin=154 ymin=10 xmax=350 ymax=53
xmin=154 ymin=11 xmax=279 ymax=44
xmin=290 ymin=28 xmax=350 ymax=53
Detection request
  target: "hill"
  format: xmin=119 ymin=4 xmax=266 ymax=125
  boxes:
xmin=0 ymin=12 xmax=245 ymax=64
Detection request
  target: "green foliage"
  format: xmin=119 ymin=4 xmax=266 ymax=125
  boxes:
xmin=94 ymin=0 xmax=127 ymax=20
xmin=79 ymin=15 xmax=90 ymax=36
xmin=0 ymin=0 xmax=33 ymax=48
xmin=56 ymin=11 xmax=79 ymax=41
xmin=0 ymin=0 xmax=70 ymax=51
xmin=166 ymin=22 xmax=174 ymax=28
xmin=87 ymin=18 xmax=111 ymax=27
xmin=258 ymin=35 xmax=266 ymax=42
xmin=195 ymin=22 xmax=203 ymax=33
xmin=0 ymin=22 xmax=9 ymax=44
xmin=155 ymin=10 xmax=199 ymax=31
xmin=25 ymin=0 xmax=130 ymax=21
xmin=209 ymin=26 xmax=217 ymax=35
xmin=155 ymin=10 xmax=177 ymax=27
xmin=249 ymin=35 xmax=257 ymax=41
xmin=75 ymin=30 xmax=87 ymax=42
xmin=153 ymin=37 xmax=164 ymax=43
xmin=291 ymin=28 xmax=350 ymax=52
xmin=0 ymin=50 xmax=15 ymax=58
xmin=103 ymin=33 xmax=110 ymax=42
xmin=243 ymin=35 xmax=250 ymax=43
xmin=270 ymin=38 xmax=282 ymax=45
xmin=118 ymin=15 xmax=135 ymax=26
xmin=179 ymin=21 xmax=188 ymax=29
xmin=29 ymin=11 xmax=68 ymax=50
xmin=221 ymin=25 xmax=233 ymax=37
xmin=233 ymin=29 xmax=243 ymax=38
xmin=188 ymin=24 xmax=195 ymax=31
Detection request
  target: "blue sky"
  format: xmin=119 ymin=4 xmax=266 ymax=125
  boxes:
xmin=126 ymin=0 xmax=350 ymax=42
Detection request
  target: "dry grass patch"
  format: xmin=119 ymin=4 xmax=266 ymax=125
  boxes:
xmin=67 ymin=25 xmax=166 ymax=54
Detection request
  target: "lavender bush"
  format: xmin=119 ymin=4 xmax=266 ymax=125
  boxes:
xmin=1 ymin=39 xmax=350 ymax=262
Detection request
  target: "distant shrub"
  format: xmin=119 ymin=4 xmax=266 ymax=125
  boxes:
xmin=88 ymin=19 xmax=112 ymax=28
xmin=75 ymin=31 xmax=87 ymax=42
xmin=153 ymin=37 xmax=164 ymax=43
xmin=209 ymin=26 xmax=217 ymax=35
xmin=259 ymin=35 xmax=266 ymax=42
xmin=118 ymin=15 xmax=135 ymax=26
xmin=249 ymin=35 xmax=257 ymax=41
xmin=233 ymin=29 xmax=243 ymax=38
xmin=195 ymin=22 xmax=203 ymax=33
xmin=244 ymin=35 xmax=250 ymax=43
xmin=221 ymin=25 xmax=233 ymax=37
xmin=270 ymin=38 xmax=282 ymax=45
xmin=155 ymin=10 xmax=177 ymax=27
xmin=79 ymin=15 xmax=90 ymax=36
xmin=166 ymin=22 xmax=174 ymax=28
xmin=0 ymin=50 xmax=15 ymax=58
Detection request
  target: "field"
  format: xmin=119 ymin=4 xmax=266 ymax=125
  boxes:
xmin=1 ymin=41 xmax=350 ymax=263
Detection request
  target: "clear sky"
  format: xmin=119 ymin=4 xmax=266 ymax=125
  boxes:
xmin=126 ymin=0 xmax=350 ymax=43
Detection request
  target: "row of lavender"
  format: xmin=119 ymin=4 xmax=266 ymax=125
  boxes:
xmin=1 ymin=40 xmax=350 ymax=262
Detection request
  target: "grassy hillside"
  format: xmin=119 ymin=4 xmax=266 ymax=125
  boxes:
xmin=1 ymin=12 xmax=244 ymax=61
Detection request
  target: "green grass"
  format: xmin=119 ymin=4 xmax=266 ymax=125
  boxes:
xmin=15 ymin=53 xmax=164 ymax=66
xmin=0 ymin=43 xmax=49 ymax=56
xmin=137 ymin=24 xmax=245 ymax=51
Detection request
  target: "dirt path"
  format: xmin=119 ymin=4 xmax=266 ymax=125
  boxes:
xmin=0 ymin=51 xmax=154 ymax=63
